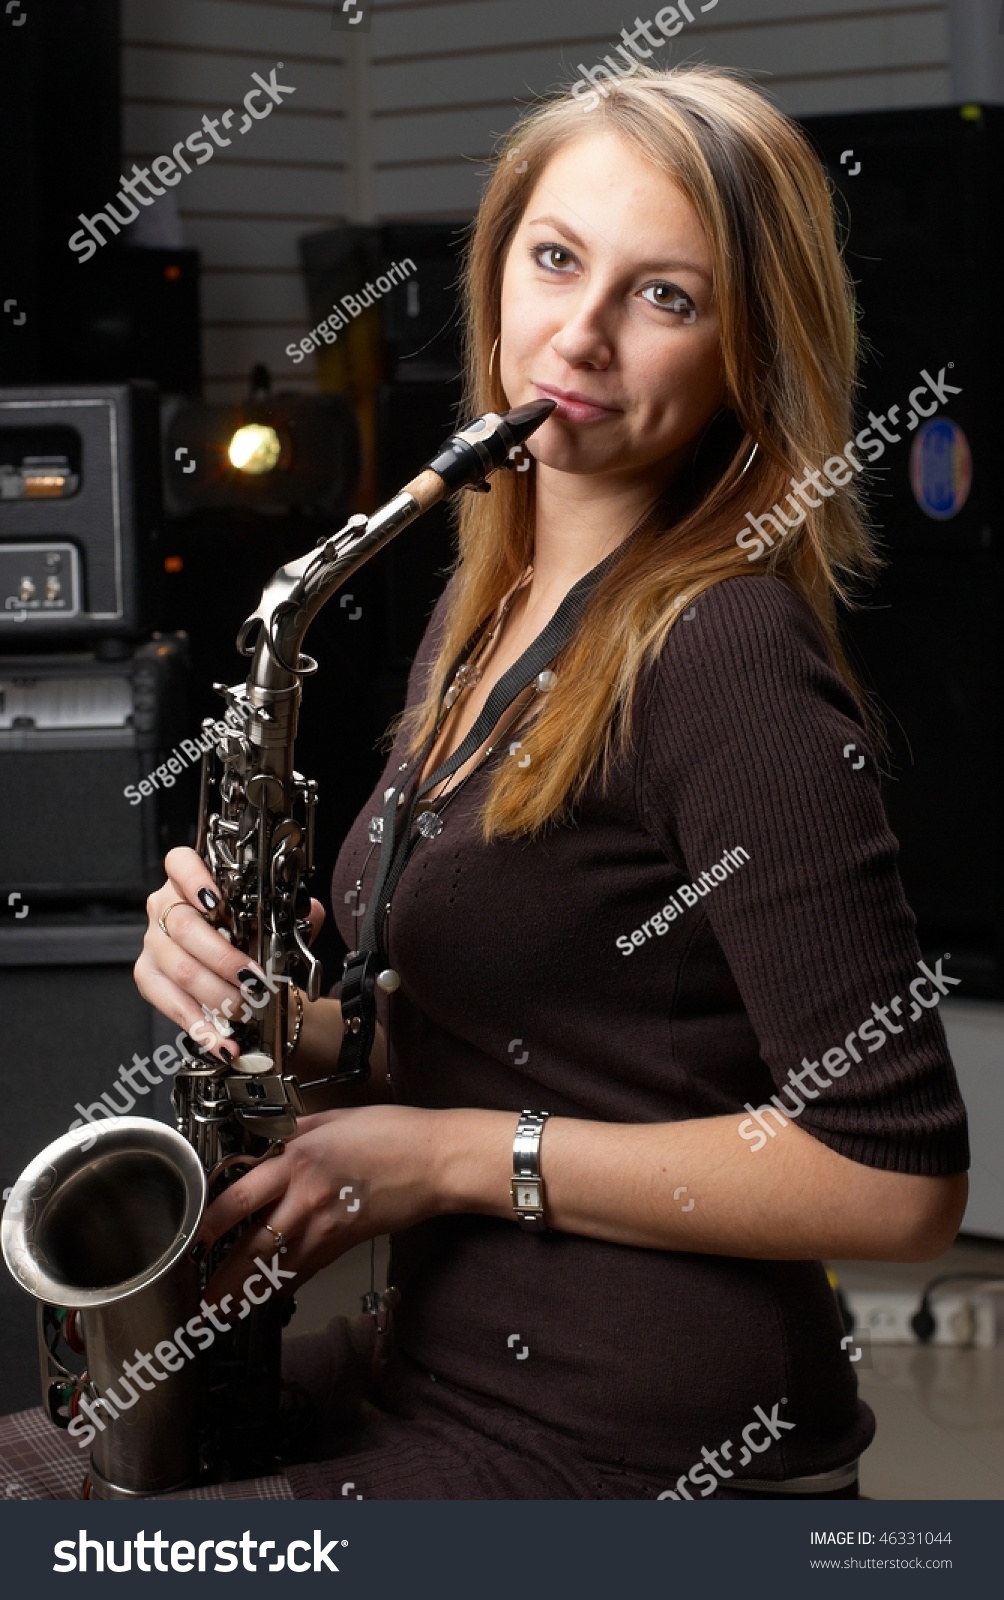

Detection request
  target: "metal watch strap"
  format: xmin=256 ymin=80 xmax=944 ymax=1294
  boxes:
xmin=511 ymin=1109 xmax=550 ymax=1231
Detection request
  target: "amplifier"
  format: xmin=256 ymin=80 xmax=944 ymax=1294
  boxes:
xmin=0 ymin=635 xmax=193 ymax=904
xmin=0 ymin=382 xmax=163 ymax=640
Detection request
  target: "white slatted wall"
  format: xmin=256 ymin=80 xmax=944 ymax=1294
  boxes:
xmin=122 ymin=0 xmax=348 ymax=398
xmin=122 ymin=0 xmax=951 ymax=400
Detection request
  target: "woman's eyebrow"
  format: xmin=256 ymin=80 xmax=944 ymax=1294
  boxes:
xmin=524 ymin=215 xmax=711 ymax=282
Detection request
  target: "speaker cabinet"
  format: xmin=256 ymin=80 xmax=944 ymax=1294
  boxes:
xmin=0 ymin=637 xmax=193 ymax=904
xmin=801 ymin=106 xmax=1004 ymax=996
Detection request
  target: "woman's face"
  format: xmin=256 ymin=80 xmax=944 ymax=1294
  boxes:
xmin=499 ymin=130 xmax=726 ymax=493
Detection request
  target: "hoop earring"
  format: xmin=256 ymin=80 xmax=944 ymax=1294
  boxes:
xmin=488 ymin=335 xmax=500 ymax=380
xmin=737 ymin=440 xmax=759 ymax=480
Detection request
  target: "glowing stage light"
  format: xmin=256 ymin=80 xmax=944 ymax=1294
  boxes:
xmin=167 ymin=364 xmax=359 ymax=513
xmin=228 ymin=423 xmax=282 ymax=474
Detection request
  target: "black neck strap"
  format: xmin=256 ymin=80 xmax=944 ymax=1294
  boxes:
xmin=309 ymin=545 xmax=623 ymax=1087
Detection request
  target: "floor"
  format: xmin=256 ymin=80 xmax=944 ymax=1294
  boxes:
xmin=293 ymin=1234 xmax=1004 ymax=1500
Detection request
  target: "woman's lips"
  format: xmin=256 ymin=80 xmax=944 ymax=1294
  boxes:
xmin=533 ymin=383 xmax=620 ymax=424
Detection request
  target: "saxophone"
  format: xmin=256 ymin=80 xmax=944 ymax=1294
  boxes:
xmin=1 ymin=399 xmax=555 ymax=1500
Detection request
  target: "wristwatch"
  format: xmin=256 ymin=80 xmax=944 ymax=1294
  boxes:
xmin=510 ymin=1109 xmax=550 ymax=1232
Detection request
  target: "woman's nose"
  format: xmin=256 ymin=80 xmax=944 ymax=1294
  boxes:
xmin=550 ymin=303 xmax=615 ymax=366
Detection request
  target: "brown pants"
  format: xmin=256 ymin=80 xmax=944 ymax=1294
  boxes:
xmin=0 ymin=1317 xmax=859 ymax=1502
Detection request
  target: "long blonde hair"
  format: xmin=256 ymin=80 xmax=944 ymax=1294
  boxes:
xmin=393 ymin=65 xmax=880 ymax=840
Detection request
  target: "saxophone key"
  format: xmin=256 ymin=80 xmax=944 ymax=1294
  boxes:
xmin=232 ymin=1050 xmax=275 ymax=1076
xmin=246 ymin=772 xmax=284 ymax=810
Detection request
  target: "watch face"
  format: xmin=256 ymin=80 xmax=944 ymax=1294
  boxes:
xmin=515 ymin=1181 xmax=541 ymax=1210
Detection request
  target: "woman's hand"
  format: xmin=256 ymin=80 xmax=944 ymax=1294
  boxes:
xmin=195 ymin=1104 xmax=445 ymax=1306
xmin=134 ymin=845 xmax=326 ymax=1062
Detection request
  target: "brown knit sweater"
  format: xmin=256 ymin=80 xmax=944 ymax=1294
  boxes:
xmin=290 ymin=572 xmax=968 ymax=1498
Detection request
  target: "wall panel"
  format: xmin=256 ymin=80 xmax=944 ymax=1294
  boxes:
xmin=122 ymin=0 xmax=346 ymax=398
xmin=122 ymin=0 xmax=951 ymax=399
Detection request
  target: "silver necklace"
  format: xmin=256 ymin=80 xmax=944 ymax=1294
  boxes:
xmin=413 ymin=657 xmax=559 ymax=839
xmin=441 ymin=565 xmax=533 ymax=712
xmin=362 ymin=566 xmax=554 ymax=854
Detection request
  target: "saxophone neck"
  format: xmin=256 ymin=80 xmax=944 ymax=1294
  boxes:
xmin=234 ymin=398 xmax=557 ymax=696
xmin=237 ymin=498 xmax=420 ymax=697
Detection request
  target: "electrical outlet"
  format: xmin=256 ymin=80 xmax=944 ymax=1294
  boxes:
xmin=845 ymin=1288 xmax=1004 ymax=1347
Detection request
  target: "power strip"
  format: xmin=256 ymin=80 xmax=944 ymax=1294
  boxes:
xmin=844 ymin=1287 xmax=1004 ymax=1347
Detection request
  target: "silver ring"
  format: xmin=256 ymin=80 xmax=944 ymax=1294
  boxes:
xmin=158 ymin=901 xmax=191 ymax=940
xmin=264 ymin=1222 xmax=287 ymax=1250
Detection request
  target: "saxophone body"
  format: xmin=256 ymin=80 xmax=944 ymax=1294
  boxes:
xmin=1 ymin=401 xmax=554 ymax=1499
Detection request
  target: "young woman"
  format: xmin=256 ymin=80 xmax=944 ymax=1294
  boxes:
xmin=3 ymin=65 xmax=968 ymax=1501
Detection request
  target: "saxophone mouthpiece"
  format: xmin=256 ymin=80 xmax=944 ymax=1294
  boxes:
xmin=501 ymin=399 xmax=558 ymax=447
xmin=420 ymin=400 xmax=556 ymax=494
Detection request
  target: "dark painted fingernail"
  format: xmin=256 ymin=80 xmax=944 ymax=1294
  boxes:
xmin=198 ymin=888 xmax=219 ymax=911
xmin=179 ymin=1032 xmax=210 ymax=1062
xmin=216 ymin=1045 xmax=236 ymax=1065
xmin=237 ymin=966 xmax=266 ymax=992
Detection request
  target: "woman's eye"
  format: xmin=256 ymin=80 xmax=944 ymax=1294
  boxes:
xmin=642 ymin=284 xmax=697 ymax=322
xmin=532 ymin=244 xmax=576 ymax=273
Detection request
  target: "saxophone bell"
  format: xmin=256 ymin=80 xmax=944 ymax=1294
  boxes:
xmin=2 ymin=1118 xmax=206 ymax=1499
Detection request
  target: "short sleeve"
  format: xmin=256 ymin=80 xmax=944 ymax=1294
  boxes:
xmin=637 ymin=575 xmax=969 ymax=1176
